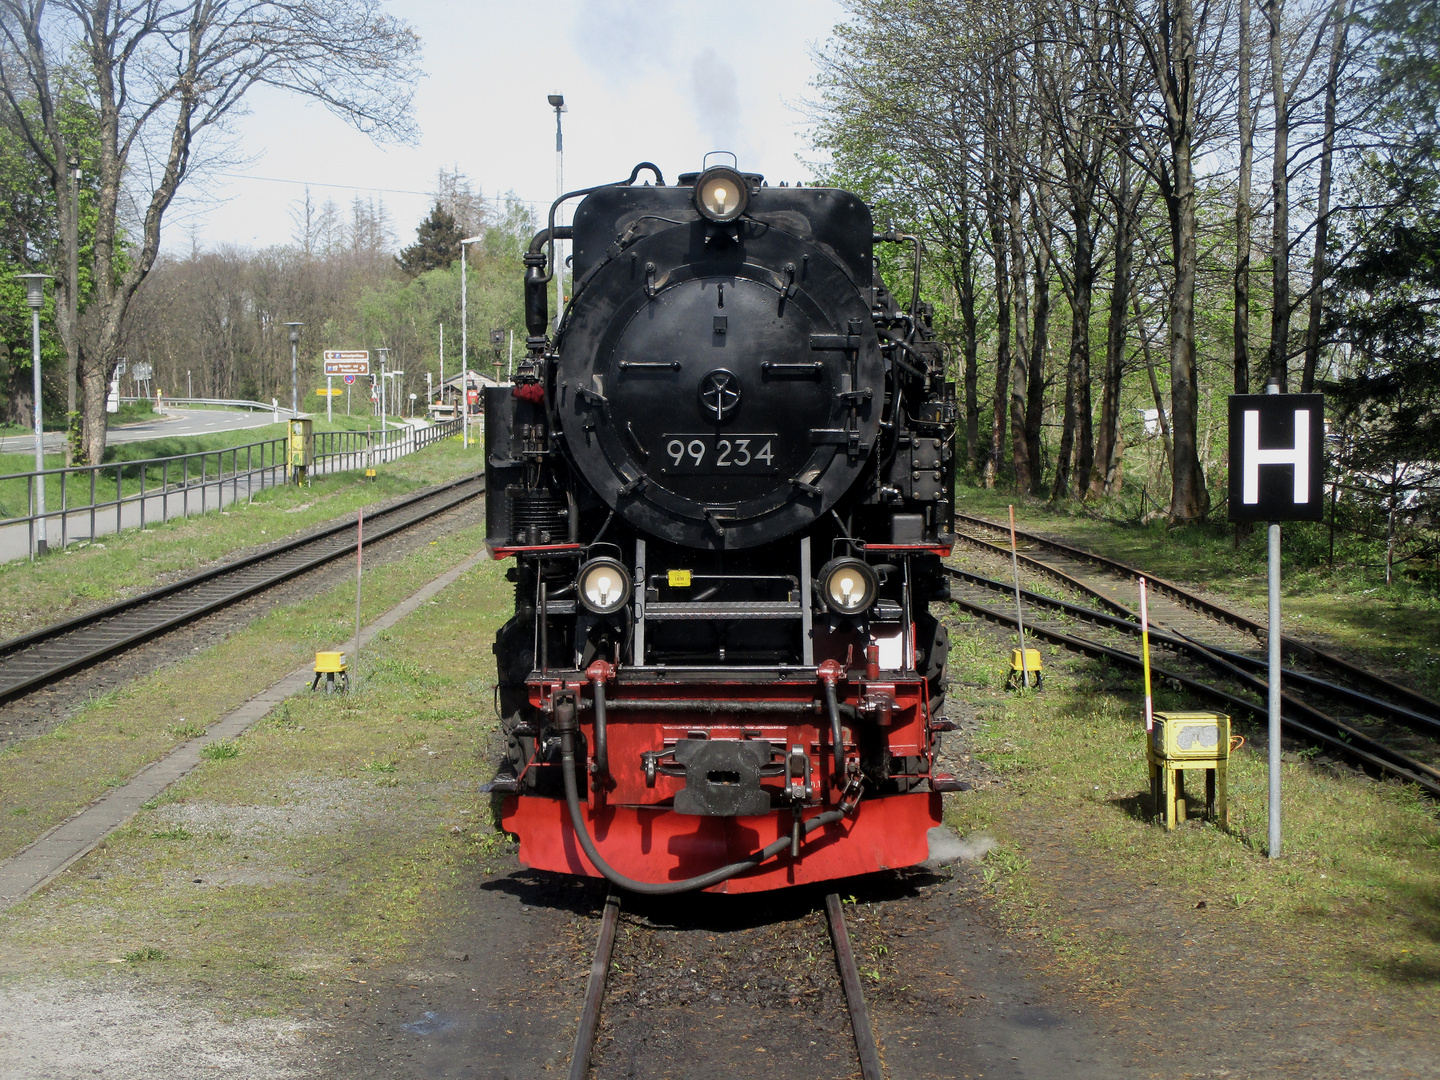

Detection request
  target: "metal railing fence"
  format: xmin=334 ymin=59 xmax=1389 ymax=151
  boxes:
xmin=0 ymin=417 xmax=465 ymax=557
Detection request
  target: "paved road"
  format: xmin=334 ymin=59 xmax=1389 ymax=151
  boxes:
xmin=0 ymin=407 xmax=283 ymax=454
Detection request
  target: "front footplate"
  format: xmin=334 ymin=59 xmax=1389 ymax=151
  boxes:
xmin=500 ymin=791 xmax=941 ymax=894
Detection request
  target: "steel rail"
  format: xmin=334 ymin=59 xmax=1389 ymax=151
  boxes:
xmin=946 ymin=563 xmax=1440 ymax=741
xmin=942 ymin=568 xmax=1440 ymax=798
xmin=568 ymin=891 xmax=621 ymax=1080
xmin=564 ymin=892 xmax=889 ymax=1078
xmin=0 ymin=473 xmax=486 ymax=705
xmin=953 ymin=511 xmax=1440 ymax=724
xmin=826 ymin=892 xmax=885 ymax=1080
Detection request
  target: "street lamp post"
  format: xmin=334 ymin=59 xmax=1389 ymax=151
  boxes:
xmin=18 ymin=273 xmax=52 ymax=556
xmin=548 ymin=93 xmax=567 ymax=332
xmin=66 ymin=156 xmax=79 ymax=422
xmin=283 ymin=322 xmax=303 ymax=417
xmin=459 ymin=235 xmax=483 ymax=450
xmin=377 ymin=347 xmax=391 ymax=439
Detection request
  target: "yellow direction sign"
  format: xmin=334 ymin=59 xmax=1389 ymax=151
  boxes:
xmin=316 ymin=388 xmax=343 ymax=396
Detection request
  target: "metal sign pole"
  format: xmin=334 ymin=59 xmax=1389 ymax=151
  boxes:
xmin=1268 ymin=518 xmax=1282 ymax=858
xmin=1263 ymin=378 xmax=1283 ymax=859
xmin=327 ymin=376 xmax=333 ymax=423
xmin=1226 ymin=381 xmax=1326 ymax=861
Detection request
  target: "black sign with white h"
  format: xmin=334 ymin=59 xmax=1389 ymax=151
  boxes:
xmin=1227 ymin=394 xmax=1325 ymax=522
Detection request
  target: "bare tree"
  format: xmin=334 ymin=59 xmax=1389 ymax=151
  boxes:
xmin=1117 ymin=0 xmax=1230 ymax=521
xmin=1235 ymin=0 xmax=1257 ymax=394
xmin=0 ymin=0 xmax=421 ymax=463
xmin=1264 ymin=0 xmax=1335 ymax=388
xmin=1299 ymin=0 xmax=1349 ymax=392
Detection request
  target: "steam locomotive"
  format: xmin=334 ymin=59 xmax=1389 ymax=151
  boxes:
xmin=484 ymin=158 xmax=959 ymax=894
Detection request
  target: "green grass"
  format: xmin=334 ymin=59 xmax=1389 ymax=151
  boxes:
xmin=0 ymin=540 xmax=512 ymax=1007
xmin=200 ymin=740 xmax=240 ymax=761
xmin=108 ymin=401 xmax=163 ymax=426
xmin=0 ymin=518 xmax=496 ymax=866
xmin=0 ymin=433 xmax=483 ymax=640
xmin=941 ymin=609 xmax=1440 ymax=1000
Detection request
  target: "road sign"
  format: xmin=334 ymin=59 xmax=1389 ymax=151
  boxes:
xmin=316 ymin=388 xmax=342 ymax=396
xmin=132 ymin=362 xmax=152 ymax=380
xmin=343 ymin=374 xmax=356 ymax=385
xmin=323 ymin=350 xmax=369 ymax=376
xmin=1227 ymin=394 xmax=1325 ymax=522
xmin=467 ymin=389 xmax=479 ymax=404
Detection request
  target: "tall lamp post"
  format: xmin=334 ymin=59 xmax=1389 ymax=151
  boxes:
xmin=17 ymin=273 xmax=52 ymax=555
xmin=459 ymin=235 xmax=484 ymax=449
xmin=66 ymin=156 xmax=79 ymax=423
xmin=548 ymin=93 xmax=567 ymax=332
xmin=283 ymin=322 xmax=303 ymax=417
xmin=377 ymin=347 xmax=391 ymax=438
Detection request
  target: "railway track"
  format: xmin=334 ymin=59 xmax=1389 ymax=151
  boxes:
xmin=947 ymin=511 xmax=1440 ymax=796
xmin=0 ymin=473 xmax=487 ymax=706
xmin=568 ymin=890 xmax=886 ymax=1080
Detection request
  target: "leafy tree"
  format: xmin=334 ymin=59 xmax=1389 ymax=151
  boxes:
xmin=0 ymin=0 xmax=422 ymax=464
xmin=1323 ymin=161 xmax=1440 ymax=580
xmin=396 ymin=203 xmax=464 ymax=277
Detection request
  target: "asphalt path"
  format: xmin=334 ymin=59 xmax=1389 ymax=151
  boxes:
xmin=0 ymin=406 xmax=281 ymax=454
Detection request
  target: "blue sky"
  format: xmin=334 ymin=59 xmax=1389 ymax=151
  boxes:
xmin=169 ymin=0 xmax=848 ymax=252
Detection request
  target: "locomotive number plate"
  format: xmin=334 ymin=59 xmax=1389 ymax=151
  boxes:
xmin=658 ymin=434 xmax=779 ymax=473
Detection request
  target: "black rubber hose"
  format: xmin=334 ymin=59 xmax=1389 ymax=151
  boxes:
xmin=590 ymin=677 xmax=609 ymax=775
xmin=823 ymin=679 xmax=845 ymax=785
xmin=557 ymin=724 xmax=844 ymax=895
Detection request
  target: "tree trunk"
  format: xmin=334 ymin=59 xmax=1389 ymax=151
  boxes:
xmin=1159 ymin=0 xmax=1210 ymax=522
xmin=1052 ymin=203 xmax=1095 ymax=502
xmin=1008 ymin=169 xmax=1033 ymax=492
xmin=953 ymin=174 xmax=982 ymax=472
xmin=956 ymin=253 xmax=981 ymax=472
xmin=1135 ymin=294 xmax=1174 ymax=493
xmin=1235 ymin=0 xmax=1255 ymax=394
xmin=1026 ymin=240 xmax=1051 ymax=499
xmin=1266 ymin=0 xmax=1291 ymax=390
xmin=1301 ymin=0 xmax=1347 ymax=392
xmin=1092 ymin=153 xmax=1135 ymax=498
xmin=982 ymin=139 xmax=1012 ymax=489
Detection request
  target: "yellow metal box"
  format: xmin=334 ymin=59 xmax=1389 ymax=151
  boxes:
xmin=287 ymin=418 xmax=314 ymax=468
xmin=1149 ymin=711 xmax=1230 ymax=762
xmin=314 ymin=651 xmax=347 ymax=673
xmin=1010 ymin=648 xmax=1042 ymax=673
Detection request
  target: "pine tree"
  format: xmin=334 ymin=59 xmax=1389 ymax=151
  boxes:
xmin=396 ymin=203 xmax=462 ymax=276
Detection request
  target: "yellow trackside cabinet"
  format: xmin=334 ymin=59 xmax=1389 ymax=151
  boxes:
xmin=1148 ymin=712 xmax=1231 ymax=830
xmin=311 ymin=651 xmax=348 ymax=692
xmin=287 ymin=417 xmax=314 ymax=485
xmin=1006 ymin=648 xmax=1042 ymax=690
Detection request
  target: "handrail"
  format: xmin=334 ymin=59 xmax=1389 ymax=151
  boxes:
xmin=0 ymin=417 xmax=468 ymax=559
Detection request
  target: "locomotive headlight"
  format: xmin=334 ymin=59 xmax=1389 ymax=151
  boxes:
xmin=577 ymin=557 xmax=633 ymax=615
xmin=817 ymin=557 xmax=879 ymax=617
xmin=695 ymin=166 xmax=748 ymax=223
